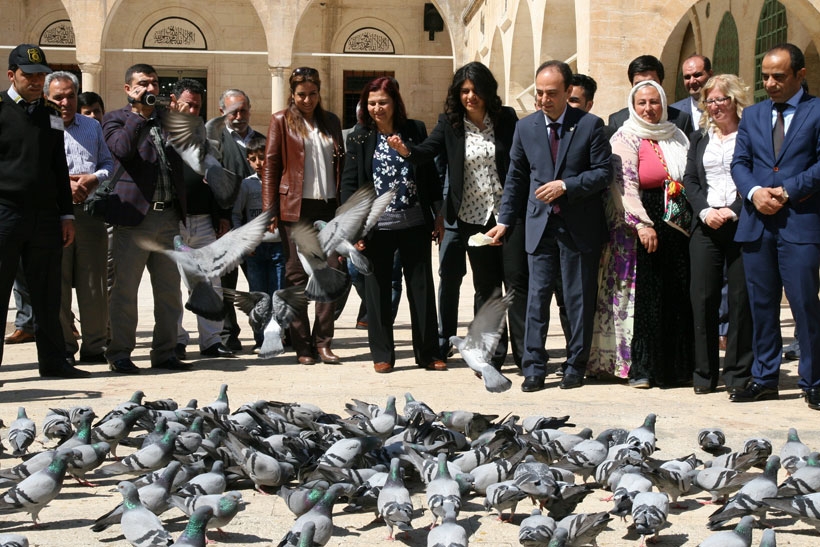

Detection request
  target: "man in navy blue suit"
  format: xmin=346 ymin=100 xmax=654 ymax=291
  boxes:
xmin=487 ymin=61 xmax=611 ymax=392
xmin=730 ymin=43 xmax=820 ymax=411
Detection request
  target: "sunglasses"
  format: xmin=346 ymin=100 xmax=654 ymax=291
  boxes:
xmin=292 ymin=67 xmax=319 ymax=78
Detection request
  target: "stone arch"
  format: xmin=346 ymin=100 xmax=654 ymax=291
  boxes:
xmin=713 ymin=11 xmax=740 ymax=76
xmin=539 ymin=0 xmax=576 ymax=63
xmin=509 ymin=0 xmax=535 ymax=110
xmin=489 ymin=28 xmax=507 ymax=108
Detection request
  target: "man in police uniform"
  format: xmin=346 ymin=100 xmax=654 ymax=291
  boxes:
xmin=0 ymin=44 xmax=90 ymax=379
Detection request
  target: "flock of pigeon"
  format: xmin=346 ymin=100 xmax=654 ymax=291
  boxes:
xmin=1 ymin=385 xmax=819 ymax=546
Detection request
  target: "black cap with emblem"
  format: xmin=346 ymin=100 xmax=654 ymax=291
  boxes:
xmin=8 ymin=44 xmax=52 ymax=74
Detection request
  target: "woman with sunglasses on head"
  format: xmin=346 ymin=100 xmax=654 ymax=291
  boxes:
xmin=261 ymin=67 xmax=345 ymax=366
xmin=341 ymin=76 xmax=444 ymax=373
xmin=683 ymin=74 xmax=754 ymax=395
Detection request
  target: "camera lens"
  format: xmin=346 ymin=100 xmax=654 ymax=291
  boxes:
xmin=142 ymin=93 xmax=157 ymax=106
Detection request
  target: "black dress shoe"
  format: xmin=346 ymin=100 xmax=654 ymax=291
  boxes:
xmin=806 ymin=388 xmax=820 ymax=410
xmin=40 ymin=363 xmax=91 ymax=378
xmin=225 ymin=337 xmax=243 ymax=352
xmin=521 ymin=376 xmax=545 ymax=392
xmin=559 ymin=372 xmax=584 ymax=390
xmin=729 ymin=381 xmax=779 ymax=402
xmin=109 ymin=358 xmax=141 ymax=374
xmin=152 ymin=357 xmax=193 ymax=370
xmin=693 ymin=386 xmax=715 ymax=394
xmin=175 ymin=343 xmax=187 ymax=360
xmin=79 ymin=352 xmax=107 ymax=364
xmin=200 ymin=343 xmax=236 ymax=358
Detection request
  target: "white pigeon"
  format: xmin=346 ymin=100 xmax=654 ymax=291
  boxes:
xmin=224 ymin=286 xmax=307 ymax=358
xmin=162 ymin=107 xmax=241 ymax=209
xmin=450 ymin=290 xmax=515 ymax=393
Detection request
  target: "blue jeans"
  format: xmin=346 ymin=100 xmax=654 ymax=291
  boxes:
xmin=245 ymin=242 xmax=286 ymax=344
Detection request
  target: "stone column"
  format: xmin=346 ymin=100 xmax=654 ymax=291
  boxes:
xmin=79 ymin=62 xmax=103 ymax=92
xmin=271 ymin=67 xmax=287 ymax=112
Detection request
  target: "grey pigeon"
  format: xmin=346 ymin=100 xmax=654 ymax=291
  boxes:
xmin=162 ymin=107 xmax=241 ymax=209
xmin=278 ymin=483 xmax=345 ymax=546
xmin=609 ymin=471 xmax=653 ymax=518
xmin=289 ymin=219 xmax=350 ymax=302
xmin=8 ymin=407 xmax=35 ymax=457
xmin=403 ymin=392 xmax=437 ymax=424
xmin=200 ymin=384 xmax=230 ymax=418
xmin=427 ymin=508 xmax=467 ymax=547
xmin=0 ymin=449 xmax=55 ymax=482
xmin=0 ymin=449 xmax=75 ymax=524
xmin=777 ymin=451 xmax=820 ymax=495
xmin=0 ymin=535 xmax=28 ymax=547
xmin=555 ymin=430 xmax=613 ymax=482
xmin=698 ymin=427 xmax=727 ymax=453
xmin=547 ymin=527 xmax=568 ymax=547
xmin=92 ymin=461 xmax=182 ymax=532
xmin=698 ymin=515 xmax=754 ymax=547
xmin=314 ymin=185 xmax=395 ymax=275
xmin=708 ymin=455 xmax=780 ymax=529
xmin=236 ymin=447 xmax=285 ymax=492
xmin=556 ymin=511 xmax=612 ymax=546
xmin=170 ymin=491 xmax=243 ymax=534
xmin=427 ymin=453 xmax=462 ymax=526
xmin=97 ymin=429 xmax=179 ymax=476
xmin=484 ymin=476 xmax=529 ymax=522
xmin=522 ymin=415 xmax=575 ymax=433
xmin=631 ymin=491 xmax=669 ymax=545
xmin=68 ymin=441 xmax=111 ymax=486
xmin=40 ymin=410 xmax=72 ymax=444
xmin=759 ymin=529 xmax=776 ymax=547
xmin=296 ymin=521 xmax=315 ymax=547
xmin=224 ymin=286 xmax=307 ymax=358
xmin=117 ymin=480 xmax=173 ymax=547
xmin=95 ymin=390 xmax=145 ymax=426
xmin=450 ymin=290 xmax=514 ymax=393
xmin=762 ymin=491 xmax=820 ymax=528
xmin=279 ymin=482 xmax=328 ymax=517
xmin=340 ymin=395 xmax=398 ymax=438
xmin=177 ymin=460 xmax=227 ymax=498
xmin=780 ymin=427 xmax=811 ymax=475
xmin=377 ymin=458 xmax=413 ymax=539
xmin=693 ymin=465 xmax=747 ymax=504
xmin=317 ymin=436 xmax=382 ymax=469
xmin=518 ymin=508 xmax=556 ymax=545
xmin=174 ymin=505 xmax=214 ymax=547
xmin=542 ymin=428 xmax=593 ymax=462
xmin=91 ymin=405 xmax=147 ymax=458
xmin=140 ymin=212 xmax=272 ymax=319
xmin=626 ymin=413 xmax=657 ymax=458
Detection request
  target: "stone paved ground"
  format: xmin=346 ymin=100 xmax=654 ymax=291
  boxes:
xmin=2 ymin=258 xmax=818 ymax=546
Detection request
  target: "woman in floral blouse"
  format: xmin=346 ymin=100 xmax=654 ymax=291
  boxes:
xmin=340 ymin=77 xmax=443 ymax=373
xmin=588 ymin=80 xmax=694 ymax=389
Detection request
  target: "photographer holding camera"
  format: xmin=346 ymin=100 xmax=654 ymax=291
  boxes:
xmin=102 ymin=63 xmax=190 ymax=374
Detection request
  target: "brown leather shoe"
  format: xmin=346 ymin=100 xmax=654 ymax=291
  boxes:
xmin=426 ymin=360 xmax=447 ymax=371
xmin=5 ymin=329 xmax=34 ymax=344
xmin=297 ymin=355 xmax=316 ymax=365
xmin=317 ymin=347 xmax=341 ymax=364
xmin=374 ymin=362 xmax=393 ymax=373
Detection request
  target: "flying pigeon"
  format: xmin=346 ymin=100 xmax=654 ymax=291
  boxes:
xmin=450 ymin=289 xmax=514 ymax=393
xmin=224 ymin=286 xmax=307 ymax=358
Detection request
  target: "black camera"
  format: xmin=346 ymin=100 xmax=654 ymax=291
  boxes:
xmin=130 ymin=93 xmax=171 ymax=107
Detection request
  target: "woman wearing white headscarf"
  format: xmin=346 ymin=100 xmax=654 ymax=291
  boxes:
xmin=588 ymin=80 xmax=693 ymax=388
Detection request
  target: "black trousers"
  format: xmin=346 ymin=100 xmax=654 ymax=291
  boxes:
xmin=437 ymin=223 xmax=466 ymax=356
xmin=0 ymin=205 xmax=67 ymax=373
xmin=364 ymin=225 xmax=440 ymax=366
xmin=689 ymin=221 xmax=753 ymax=389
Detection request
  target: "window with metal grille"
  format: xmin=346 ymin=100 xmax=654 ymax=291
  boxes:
xmin=754 ymin=0 xmax=788 ymax=102
xmin=713 ymin=12 xmax=740 ymax=76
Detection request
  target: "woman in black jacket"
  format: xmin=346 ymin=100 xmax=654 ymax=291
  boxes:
xmin=388 ymin=62 xmax=524 ymax=370
xmin=341 ymin=77 xmax=443 ymax=373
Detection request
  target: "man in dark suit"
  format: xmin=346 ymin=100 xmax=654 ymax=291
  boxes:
xmin=487 ymin=60 xmax=611 ymax=392
xmin=103 ymin=63 xmax=189 ymax=374
xmin=670 ymin=54 xmax=713 ymax=130
xmin=216 ymin=89 xmax=264 ymax=351
xmin=730 ymin=43 xmax=820 ymax=411
xmin=606 ymin=55 xmax=693 ymax=138
xmin=0 ymin=44 xmax=89 ymax=378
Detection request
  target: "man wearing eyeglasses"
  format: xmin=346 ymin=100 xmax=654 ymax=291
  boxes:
xmin=671 ymin=54 xmax=713 ymax=130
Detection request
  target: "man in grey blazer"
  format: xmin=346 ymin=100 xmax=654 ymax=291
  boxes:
xmin=487 ymin=61 xmax=611 ymax=392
